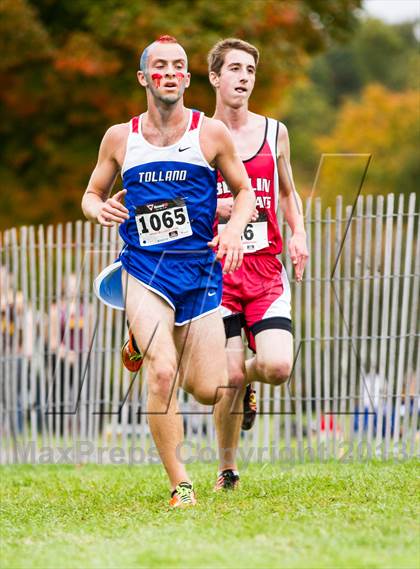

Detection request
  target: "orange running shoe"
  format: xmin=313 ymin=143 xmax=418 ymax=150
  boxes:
xmin=169 ymin=482 xmax=196 ymax=508
xmin=241 ymin=384 xmax=257 ymax=431
xmin=121 ymin=330 xmax=143 ymax=373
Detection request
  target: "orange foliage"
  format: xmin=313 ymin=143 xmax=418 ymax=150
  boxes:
xmin=316 ymin=85 xmax=420 ymax=206
xmin=0 ymin=0 xmax=361 ymax=229
xmin=54 ymin=33 xmax=121 ymax=77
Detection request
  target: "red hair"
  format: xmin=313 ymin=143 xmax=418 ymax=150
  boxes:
xmin=156 ymin=35 xmax=178 ymax=43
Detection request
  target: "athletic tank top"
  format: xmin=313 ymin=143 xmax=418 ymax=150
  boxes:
xmin=216 ymin=117 xmax=282 ymax=256
xmin=119 ymin=109 xmax=217 ymax=254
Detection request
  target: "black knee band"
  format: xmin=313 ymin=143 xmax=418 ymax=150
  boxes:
xmin=249 ymin=317 xmax=293 ymax=337
xmin=223 ymin=313 xmax=244 ymax=339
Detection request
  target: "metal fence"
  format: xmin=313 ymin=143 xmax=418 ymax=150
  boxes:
xmin=1 ymin=193 xmax=419 ymax=464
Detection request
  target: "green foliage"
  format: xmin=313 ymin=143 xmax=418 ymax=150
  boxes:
xmin=316 ymin=85 xmax=420 ymax=208
xmin=282 ymin=18 xmax=419 ymax=200
xmin=1 ymin=461 xmax=419 ymax=568
xmin=0 ymin=0 xmax=52 ymax=71
xmin=2 ymin=3 xmax=418 ymax=227
xmin=0 ymin=0 xmax=361 ymax=229
xmin=309 ymin=17 xmax=420 ymax=103
xmin=281 ymin=81 xmax=336 ymax=189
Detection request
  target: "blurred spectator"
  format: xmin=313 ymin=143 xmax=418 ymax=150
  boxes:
xmin=47 ymin=273 xmax=93 ymax=434
xmin=354 ymin=372 xmax=394 ymax=436
xmin=1 ymin=267 xmax=34 ymax=433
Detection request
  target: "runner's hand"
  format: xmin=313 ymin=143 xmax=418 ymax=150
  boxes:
xmin=288 ymin=231 xmax=308 ymax=282
xmin=97 ymin=189 xmax=129 ymax=227
xmin=216 ymin=197 xmax=234 ymax=220
xmin=218 ymin=197 xmax=258 ymax=222
xmin=208 ymin=227 xmax=243 ymax=274
xmin=250 ymin=208 xmax=259 ymax=222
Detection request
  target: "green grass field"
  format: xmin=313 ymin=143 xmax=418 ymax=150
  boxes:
xmin=1 ymin=461 xmax=419 ymax=569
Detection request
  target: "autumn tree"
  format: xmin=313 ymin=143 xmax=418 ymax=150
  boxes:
xmin=0 ymin=0 xmax=361 ymax=228
xmin=309 ymin=17 xmax=420 ymax=104
xmin=281 ymin=18 xmax=419 ymax=197
xmin=315 ymin=84 xmax=420 ymax=208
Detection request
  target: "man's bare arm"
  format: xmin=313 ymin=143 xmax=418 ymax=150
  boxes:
xmin=209 ymin=120 xmax=255 ymax=273
xmin=81 ymin=124 xmax=129 ymax=226
xmin=277 ymin=123 xmax=308 ymax=281
xmin=215 ymin=123 xmax=255 ymax=232
xmin=277 ymin=123 xmax=305 ymax=232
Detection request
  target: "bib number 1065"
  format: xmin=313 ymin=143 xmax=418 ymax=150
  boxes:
xmin=135 ymin=197 xmax=192 ymax=247
xmin=137 ymin=207 xmax=186 ymax=234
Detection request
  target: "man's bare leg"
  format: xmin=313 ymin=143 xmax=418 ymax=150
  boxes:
xmin=214 ymin=336 xmax=246 ymax=472
xmin=246 ymin=329 xmax=293 ymax=385
xmin=123 ymin=272 xmax=189 ymax=490
xmin=215 ymin=329 xmax=293 ymax=475
xmin=174 ymin=310 xmax=228 ymax=406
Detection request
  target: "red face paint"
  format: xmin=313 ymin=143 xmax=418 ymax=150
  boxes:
xmin=175 ymin=72 xmax=185 ymax=81
xmin=151 ymin=73 xmax=162 ymax=87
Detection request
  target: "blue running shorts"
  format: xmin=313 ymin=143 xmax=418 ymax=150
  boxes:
xmin=94 ymin=249 xmax=222 ymax=326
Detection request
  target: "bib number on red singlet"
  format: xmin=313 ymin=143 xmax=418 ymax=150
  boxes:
xmin=135 ymin=197 xmax=192 ymax=247
xmin=218 ymin=211 xmax=268 ymax=253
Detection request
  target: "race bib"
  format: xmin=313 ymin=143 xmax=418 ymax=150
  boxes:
xmin=135 ymin=197 xmax=192 ymax=247
xmin=218 ymin=211 xmax=268 ymax=253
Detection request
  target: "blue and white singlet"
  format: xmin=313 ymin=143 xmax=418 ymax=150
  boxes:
xmin=94 ymin=109 xmax=223 ymax=325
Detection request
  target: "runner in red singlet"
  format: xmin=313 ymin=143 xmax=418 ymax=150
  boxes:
xmin=208 ymin=39 xmax=308 ymax=490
